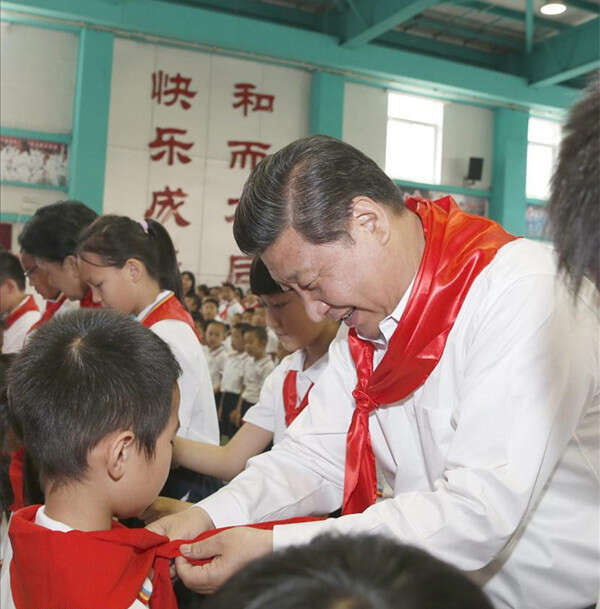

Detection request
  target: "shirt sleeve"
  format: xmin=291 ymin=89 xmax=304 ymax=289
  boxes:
xmin=243 ymin=359 xmax=286 ymax=433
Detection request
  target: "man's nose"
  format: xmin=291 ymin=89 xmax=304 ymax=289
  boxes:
xmin=299 ymin=292 xmax=329 ymax=322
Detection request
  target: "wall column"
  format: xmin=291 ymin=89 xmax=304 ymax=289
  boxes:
xmin=68 ymin=27 xmax=114 ymax=213
xmin=310 ymin=71 xmax=345 ymax=139
xmin=489 ymin=107 xmax=529 ymax=235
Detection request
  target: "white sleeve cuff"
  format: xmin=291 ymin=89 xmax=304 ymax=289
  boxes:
xmin=195 ymin=488 xmax=249 ymax=528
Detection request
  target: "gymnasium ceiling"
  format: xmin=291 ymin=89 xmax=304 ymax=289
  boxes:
xmin=160 ymin=0 xmax=600 ymax=89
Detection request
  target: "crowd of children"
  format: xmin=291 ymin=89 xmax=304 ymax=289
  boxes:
xmin=0 ymin=199 xmax=497 ymax=608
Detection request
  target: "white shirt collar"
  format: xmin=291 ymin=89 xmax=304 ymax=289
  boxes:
xmin=289 ymin=349 xmax=329 ymax=385
xmin=35 ymin=505 xmax=73 ymax=532
xmin=135 ymin=290 xmax=172 ymax=322
xmin=357 ymin=276 xmax=416 ymax=350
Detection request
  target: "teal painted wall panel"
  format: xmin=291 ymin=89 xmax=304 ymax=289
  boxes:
xmin=68 ymin=27 xmax=113 ymax=214
xmin=311 ymin=71 xmax=344 ymax=139
xmin=490 ymin=108 xmax=529 ymax=236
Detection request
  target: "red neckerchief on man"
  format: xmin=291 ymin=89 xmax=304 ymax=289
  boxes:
xmin=28 ymin=293 xmax=68 ymax=333
xmin=2 ymin=295 xmax=39 ymax=330
xmin=282 ymin=369 xmax=315 ymax=427
xmin=343 ymin=196 xmax=518 ymax=515
xmin=9 ymin=505 xmax=321 ymax=609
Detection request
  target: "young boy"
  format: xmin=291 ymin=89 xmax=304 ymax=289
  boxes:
xmin=201 ymin=297 xmax=219 ymax=322
xmin=0 ymin=252 xmax=40 ymax=353
xmin=230 ymin=325 xmax=275 ymax=428
xmin=219 ymin=322 xmax=250 ymax=438
xmin=203 ymin=320 xmax=228 ymax=396
xmin=251 ymin=303 xmax=278 ymax=357
xmin=1 ymin=309 xmax=182 ymax=609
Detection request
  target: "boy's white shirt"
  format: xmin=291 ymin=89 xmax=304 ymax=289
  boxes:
xmin=136 ymin=291 xmax=219 ymax=445
xmin=204 ymin=344 xmax=228 ymax=390
xmin=221 ymin=350 xmax=249 ymax=394
xmin=0 ymin=507 xmax=152 ymax=609
xmin=241 ymin=354 xmax=275 ymax=404
xmin=1 ymin=296 xmax=41 ymax=354
xmin=244 ymin=348 xmax=330 ymax=444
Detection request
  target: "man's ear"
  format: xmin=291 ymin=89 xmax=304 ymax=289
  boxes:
xmin=350 ymin=196 xmax=391 ymax=245
xmin=106 ymin=431 xmax=137 ymax=481
xmin=125 ymin=258 xmax=144 ymax=284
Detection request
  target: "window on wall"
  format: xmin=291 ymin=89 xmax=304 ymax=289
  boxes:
xmin=526 ymin=117 xmax=562 ymax=200
xmin=385 ymin=92 xmax=444 ymax=184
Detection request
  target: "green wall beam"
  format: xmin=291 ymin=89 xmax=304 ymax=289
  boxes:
xmin=336 ymin=0 xmax=441 ymax=48
xmin=68 ymin=27 xmax=113 ymax=214
xmin=310 ymin=71 xmax=345 ymax=139
xmin=528 ymin=17 xmax=600 ymax=86
xmin=462 ymin=1 xmax=570 ymax=31
xmin=2 ymin=0 xmax=580 ymax=111
xmin=489 ymin=107 xmax=529 ymax=236
xmin=566 ymin=0 xmax=600 ymax=14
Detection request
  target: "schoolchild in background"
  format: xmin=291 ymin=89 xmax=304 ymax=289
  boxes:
xmin=203 ymin=320 xmax=228 ymax=401
xmin=184 ymin=293 xmax=201 ymax=315
xmin=181 ymin=270 xmax=196 ymax=298
xmin=218 ymin=282 xmax=243 ymax=324
xmin=241 ymin=308 xmax=255 ymax=324
xmin=251 ymin=302 xmax=278 ymax=357
xmin=17 ymin=200 xmax=99 ymax=308
xmin=0 ymin=252 xmax=40 ymax=353
xmin=76 ymin=216 xmax=220 ymax=501
xmin=201 ymin=297 xmax=219 ymax=321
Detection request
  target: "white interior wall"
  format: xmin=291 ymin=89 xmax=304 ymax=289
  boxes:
xmin=104 ymin=38 xmax=311 ymax=285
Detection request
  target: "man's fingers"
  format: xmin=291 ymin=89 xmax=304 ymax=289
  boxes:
xmin=180 ymin=535 xmax=221 ymax=560
xmin=175 ymin=555 xmax=224 ymax=594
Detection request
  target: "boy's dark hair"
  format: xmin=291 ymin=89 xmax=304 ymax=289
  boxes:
xmin=185 ymin=293 xmax=201 ymax=311
xmin=233 ymin=135 xmax=404 ymax=256
xmin=233 ymin=322 xmax=252 ymax=334
xmin=202 ymin=297 xmax=219 ymax=308
xmin=203 ymin=533 xmax=493 ymax=609
xmin=206 ymin=320 xmax=226 ymax=334
xmin=77 ymin=215 xmax=184 ymax=302
xmin=547 ymin=77 xmax=600 ymax=293
xmin=244 ymin=325 xmax=267 ymax=345
xmin=7 ymin=309 xmax=181 ymax=486
xmin=191 ymin=311 xmax=204 ymax=323
xmin=250 ymin=256 xmax=283 ymax=296
xmin=0 ymin=251 xmax=26 ymax=291
xmin=18 ymin=200 xmax=97 ymax=261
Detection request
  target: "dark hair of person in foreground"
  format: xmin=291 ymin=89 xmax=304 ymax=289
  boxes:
xmin=547 ymin=76 xmax=600 ymax=294
xmin=202 ymin=533 xmax=493 ymax=609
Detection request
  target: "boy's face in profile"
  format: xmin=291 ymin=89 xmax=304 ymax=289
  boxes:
xmin=205 ymin=323 xmax=225 ymax=350
xmin=244 ymin=331 xmax=265 ymax=360
xmin=116 ymin=385 xmax=180 ymax=518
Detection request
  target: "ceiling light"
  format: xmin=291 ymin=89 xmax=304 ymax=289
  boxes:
xmin=540 ymin=2 xmax=567 ymax=15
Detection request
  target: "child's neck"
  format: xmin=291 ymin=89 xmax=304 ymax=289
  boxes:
xmin=210 ymin=343 xmax=223 ymax=352
xmin=253 ymin=351 xmax=266 ymax=361
xmin=303 ymin=321 xmax=340 ymax=370
xmin=44 ymin=480 xmax=114 ymax=531
xmin=132 ymin=280 xmax=162 ymax=316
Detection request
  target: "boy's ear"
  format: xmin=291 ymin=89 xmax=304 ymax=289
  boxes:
xmin=106 ymin=431 xmax=137 ymax=481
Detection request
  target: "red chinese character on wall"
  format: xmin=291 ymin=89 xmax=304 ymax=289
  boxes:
xmin=149 ymin=127 xmax=193 ymax=165
xmin=228 ymin=140 xmax=270 ymax=170
xmin=152 ymin=71 xmax=197 ymax=109
xmin=232 ymin=83 xmax=275 ymax=117
xmin=228 ymin=255 xmax=253 ymax=284
xmin=225 ymin=197 xmax=239 ymax=223
xmin=145 ymin=186 xmax=191 ymax=227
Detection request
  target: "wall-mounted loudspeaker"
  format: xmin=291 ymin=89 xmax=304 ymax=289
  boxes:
xmin=466 ymin=157 xmax=484 ymax=182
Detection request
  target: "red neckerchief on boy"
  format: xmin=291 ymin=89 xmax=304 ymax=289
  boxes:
xmin=8 ymin=447 xmax=25 ymax=512
xmin=141 ymin=292 xmax=197 ymax=335
xmin=9 ymin=505 xmax=322 ymax=609
xmin=2 ymin=295 xmax=39 ymax=330
xmin=342 ymin=196 xmax=518 ymax=515
xmin=282 ymin=370 xmax=314 ymax=427
xmin=28 ymin=293 xmax=68 ymax=333
xmin=80 ymin=289 xmax=102 ymax=309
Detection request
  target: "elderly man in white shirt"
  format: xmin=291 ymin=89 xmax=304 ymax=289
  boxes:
xmin=149 ymin=136 xmax=599 ymax=609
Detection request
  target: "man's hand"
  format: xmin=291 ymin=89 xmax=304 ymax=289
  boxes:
xmin=176 ymin=527 xmax=273 ymax=594
xmin=146 ymin=505 xmax=215 ymax=541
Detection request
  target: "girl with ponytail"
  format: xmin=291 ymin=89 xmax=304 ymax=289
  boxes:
xmin=76 ymin=216 xmax=220 ymax=501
